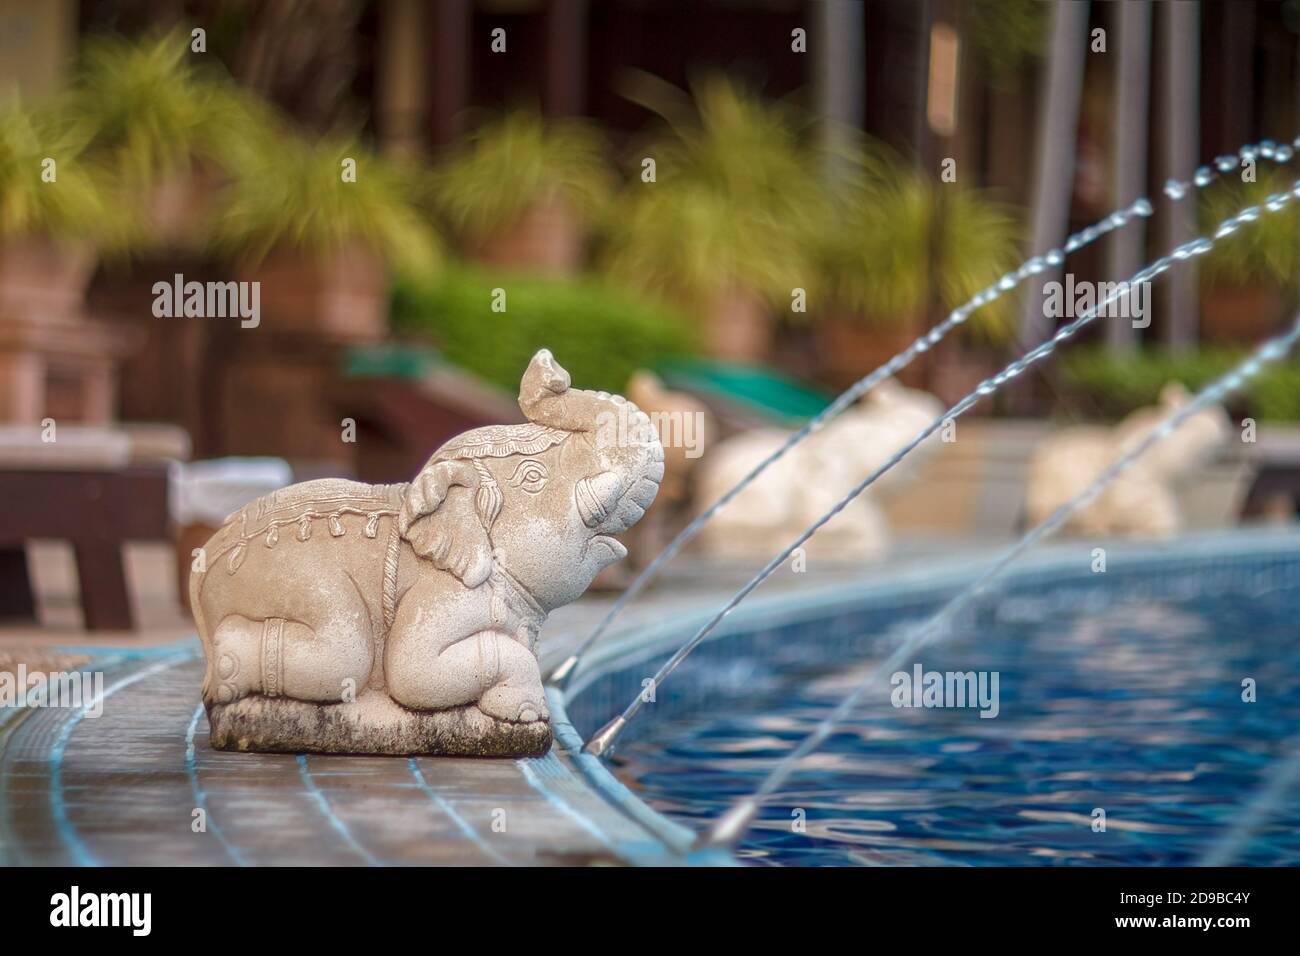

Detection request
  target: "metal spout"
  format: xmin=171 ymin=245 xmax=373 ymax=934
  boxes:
xmin=582 ymin=715 xmax=627 ymax=757
xmin=547 ymin=653 xmax=579 ymax=688
xmin=700 ymin=799 xmax=759 ymax=850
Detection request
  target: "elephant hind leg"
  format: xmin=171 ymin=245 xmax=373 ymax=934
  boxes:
xmin=205 ymin=613 xmax=373 ymax=705
xmin=387 ymin=630 xmax=547 ymax=723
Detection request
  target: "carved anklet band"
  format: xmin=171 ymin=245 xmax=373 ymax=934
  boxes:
xmin=262 ymin=617 xmax=285 ymax=697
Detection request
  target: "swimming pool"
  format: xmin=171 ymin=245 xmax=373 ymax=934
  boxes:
xmin=563 ymin=530 xmax=1300 ymax=866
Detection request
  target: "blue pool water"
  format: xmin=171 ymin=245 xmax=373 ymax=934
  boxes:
xmin=614 ymin=576 xmax=1300 ymax=866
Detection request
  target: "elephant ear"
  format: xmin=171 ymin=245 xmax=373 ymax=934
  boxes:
xmin=399 ymin=460 xmax=494 ymax=588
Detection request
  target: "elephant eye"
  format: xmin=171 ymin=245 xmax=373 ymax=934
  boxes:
xmin=508 ymin=459 xmax=549 ymax=495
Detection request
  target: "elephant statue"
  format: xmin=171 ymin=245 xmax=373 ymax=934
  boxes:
xmin=1025 ymin=382 xmax=1230 ymax=537
xmin=694 ymin=379 xmax=944 ymax=561
xmin=192 ymin=349 xmax=663 ymax=757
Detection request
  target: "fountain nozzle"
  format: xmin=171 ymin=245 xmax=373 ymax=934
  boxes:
xmin=547 ymin=653 xmax=579 ymax=688
xmin=582 ymin=715 xmax=627 ymax=757
xmin=700 ymin=799 xmax=759 ymax=850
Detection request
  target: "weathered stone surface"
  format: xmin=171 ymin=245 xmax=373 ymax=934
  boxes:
xmin=207 ymin=691 xmax=552 ymax=757
xmin=191 ymin=350 xmax=663 ymax=757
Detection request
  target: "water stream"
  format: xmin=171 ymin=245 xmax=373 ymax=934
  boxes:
xmin=553 ymin=137 xmax=1299 ymax=687
xmin=584 ymin=174 xmax=1300 ymax=758
xmin=702 ymin=312 xmax=1300 ymax=850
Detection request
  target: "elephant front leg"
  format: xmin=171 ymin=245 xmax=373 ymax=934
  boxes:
xmin=387 ymin=629 xmax=548 ymax=723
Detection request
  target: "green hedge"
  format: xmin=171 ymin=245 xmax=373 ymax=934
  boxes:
xmin=1058 ymin=347 xmax=1300 ymax=422
xmin=391 ymin=267 xmax=698 ymax=394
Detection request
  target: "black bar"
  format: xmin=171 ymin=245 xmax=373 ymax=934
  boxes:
xmin=0 ymin=866 xmax=1287 ymax=941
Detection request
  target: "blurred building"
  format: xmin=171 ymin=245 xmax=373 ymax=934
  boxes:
xmin=3 ymin=0 xmax=1300 ymax=460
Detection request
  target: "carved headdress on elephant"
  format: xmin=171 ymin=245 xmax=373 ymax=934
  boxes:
xmin=397 ymin=348 xmax=666 ymax=609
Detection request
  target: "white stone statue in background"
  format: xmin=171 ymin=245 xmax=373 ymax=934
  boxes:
xmin=1025 ymin=382 xmax=1230 ymax=538
xmin=694 ymin=380 xmax=944 ymax=560
xmin=192 ymin=350 xmax=663 ymax=757
xmin=620 ymin=370 xmax=715 ymax=563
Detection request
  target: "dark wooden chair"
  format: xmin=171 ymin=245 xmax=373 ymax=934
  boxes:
xmin=1241 ymin=438 xmax=1300 ymax=520
xmin=0 ymin=466 xmax=170 ymax=631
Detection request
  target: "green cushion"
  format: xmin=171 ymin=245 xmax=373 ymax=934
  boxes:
xmin=653 ymin=357 xmax=831 ymax=424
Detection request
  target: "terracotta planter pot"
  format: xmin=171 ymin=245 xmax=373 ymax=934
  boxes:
xmin=816 ymin=310 xmax=927 ymax=391
xmin=1199 ymin=282 xmax=1286 ymax=345
xmin=0 ymin=236 xmax=95 ymax=320
xmin=472 ymin=197 xmax=585 ymax=275
xmin=706 ymin=288 xmax=772 ymax=363
xmin=238 ymin=246 xmax=388 ymax=341
xmin=149 ymin=163 xmax=222 ymax=249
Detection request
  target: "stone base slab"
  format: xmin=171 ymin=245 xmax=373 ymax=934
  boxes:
xmin=207 ymin=691 xmax=552 ymax=757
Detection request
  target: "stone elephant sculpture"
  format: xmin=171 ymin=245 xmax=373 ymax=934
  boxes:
xmin=192 ymin=349 xmax=663 ymax=757
xmin=1025 ymin=382 xmax=1230 ymax=537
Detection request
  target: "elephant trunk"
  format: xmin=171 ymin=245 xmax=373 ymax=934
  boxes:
xmin=519 ymin=348 xmax=612 ymax=433
xmin=575 ymin=460 xmax=661 ymax=535
xmin=520 ymin=350 xmax=664 ymax=534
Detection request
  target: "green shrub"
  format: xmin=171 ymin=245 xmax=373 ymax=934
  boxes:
xmin=820 ymin=142 xmax=1022 ymax=343
xmin=601 ymin=75 xmax=829 ymax=309
xmin=1250 ymin=364 xmax=1300 ymax=421
xmin=211 ymin=130 xmax=439 ymax=271
xmin=391 ymin=266 xmax=698 ymax=394
xmin=0 ymin=97 xmax=114 ymax=243
xmin=1199 ymin=166 xmax=1300 ymax=290
xmin=1058 ymin=346 xmax=1300 ymax=422
xmin=426 ymin=110 xmax=611 ymax=239
xmin=65 ymin=30 xmax=260 ymax=186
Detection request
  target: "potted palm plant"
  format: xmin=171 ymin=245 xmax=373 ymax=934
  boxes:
xmin=0 ymin=98 xmax=113 ymax=318
xmin=64 ymin=30 xmax=263 ymax=250
xmin=427 ymin=110 xmax=610 ymax=275
xmin=1198 ymin=168 xmax=1294 ymax=344
xmin=819 ymin=143 xmax=1020 ymax=394
xmin=211 ymin=126 xmax=439 ymax=341
xmin=602 ymin=76 xmax=828 ymax=362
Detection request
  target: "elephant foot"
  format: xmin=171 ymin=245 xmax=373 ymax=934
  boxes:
xmin=387 ymin=630 xmax=550 ymax=721
xmin=479 ymin=681 xmax=550 ymax=724
xmin=205 ymin=615 xmax=322 ymax=705
xmin=205 ymin=615 xmax=264 ymax=704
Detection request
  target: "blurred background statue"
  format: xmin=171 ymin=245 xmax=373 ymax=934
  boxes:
xmin=1026 ymin=382 xmax=1231 ymax=537
xmin=694 ymin=380 xmax=944 ymax=561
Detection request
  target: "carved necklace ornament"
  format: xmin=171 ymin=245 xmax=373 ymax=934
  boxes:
xmin=487 ymin=555 xmax=547 ymax=651
xmin=192 ymin=350 xmax=665 ymax=757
